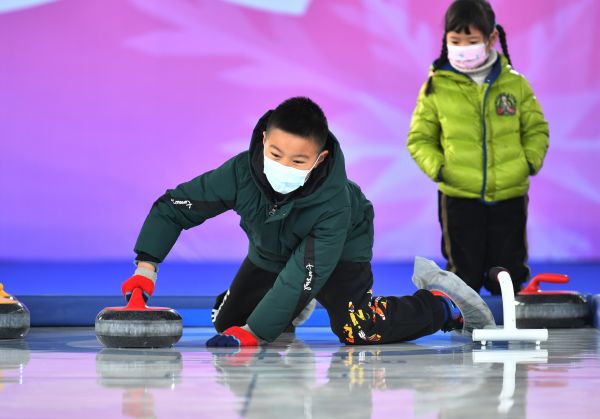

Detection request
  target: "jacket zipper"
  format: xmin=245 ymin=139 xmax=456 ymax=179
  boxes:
xmin=268 ymin=203 xmax=278 ymax=217
xmin=480 ymin=81 xmax=493 ymax=202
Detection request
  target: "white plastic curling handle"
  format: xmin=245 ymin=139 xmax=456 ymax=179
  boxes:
xmin=472 ymin=328 xmax=548 ymax=343
xmin=472 ymin=268 xmax=548 ymax=344
xmin=497 ymin=271 xmax=516 ymax=329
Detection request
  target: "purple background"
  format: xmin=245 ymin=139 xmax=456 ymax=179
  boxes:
xmin=1 ymin=0 xmax=599 ymax=262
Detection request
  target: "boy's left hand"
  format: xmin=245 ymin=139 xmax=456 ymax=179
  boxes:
xmin=206 ymin=325 xmax=259 ymax=347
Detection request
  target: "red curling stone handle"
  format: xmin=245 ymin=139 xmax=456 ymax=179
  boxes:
xmin=126 ymin=288 xmax=149 ymax=310
xmin=520 ymin=273 xmax=570 ymax=294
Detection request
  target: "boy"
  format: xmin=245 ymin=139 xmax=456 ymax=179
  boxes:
xmin=123 ymin=97 xmax=493 ymax=347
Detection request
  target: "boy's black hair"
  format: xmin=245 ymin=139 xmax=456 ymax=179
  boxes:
xmin=266 ymin=97 xmax=329 ymax=150
xmin=425 ymin=0 xmax=512 ymax=96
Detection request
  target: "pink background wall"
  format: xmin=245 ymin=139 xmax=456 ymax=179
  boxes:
xmin=1 ymin=0 xmax=599 ymax=261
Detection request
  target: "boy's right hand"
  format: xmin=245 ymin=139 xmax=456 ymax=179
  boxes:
xmin=121 ymin=275 xmax=155 ymax=302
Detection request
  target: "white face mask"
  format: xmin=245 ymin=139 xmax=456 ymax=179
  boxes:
xmin=447 ymin=43 xmax=489 ymax=69
xmin=263 ymin=154 xmax=320 ymax=195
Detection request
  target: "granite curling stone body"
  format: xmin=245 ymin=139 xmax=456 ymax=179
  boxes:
xmin=95 ymin=288 xmax=182 ymax=348
xmin=516 ymin=273 xmax=590 ymax=328
xmin=0 ymin=283 xmax=30 ymax=339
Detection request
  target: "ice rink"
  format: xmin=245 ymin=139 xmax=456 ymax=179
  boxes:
xmin=1 ymin=327 xmax=599 ymax=418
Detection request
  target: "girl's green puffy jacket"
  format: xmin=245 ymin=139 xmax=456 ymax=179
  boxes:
xmin=407 ymin=54 xmax=549 ymax=202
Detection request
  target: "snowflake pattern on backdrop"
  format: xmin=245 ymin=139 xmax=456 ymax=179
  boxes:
xmin=0 ymin=0 xmax=598 ymax=260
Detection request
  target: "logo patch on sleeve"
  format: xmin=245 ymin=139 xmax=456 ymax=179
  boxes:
xmin=495 ymin=93 xmax=517 ymax=116
xmin=170 ymin=199 xmax=193 ymax=209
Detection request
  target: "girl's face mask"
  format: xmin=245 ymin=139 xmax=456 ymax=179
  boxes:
xmin=447 ymin=42 xmax=489 ymax=69
xmin=263 ymin=154 xmax=320 ymax=195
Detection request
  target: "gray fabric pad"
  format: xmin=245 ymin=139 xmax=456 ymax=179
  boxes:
xmin=412 ymin=256 xmax=496 ymax=334
xmin=292 ymin=299 xmax=317 ymax=327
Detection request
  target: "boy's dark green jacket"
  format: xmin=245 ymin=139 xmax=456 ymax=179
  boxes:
xmin=134 ymin=111 xmax=374 ymax=342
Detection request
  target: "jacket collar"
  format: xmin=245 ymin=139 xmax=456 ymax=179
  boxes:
xmin=437 ymin=52 xmax=504 ymax=85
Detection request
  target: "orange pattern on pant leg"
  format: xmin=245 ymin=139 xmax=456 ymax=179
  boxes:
xmin=370 ymin=297 xmax=387 ymax=323
xmin=343 ymin=323 xmax=355 ymax=344
xmin=345 ymin=295 xmax=386 ymax=344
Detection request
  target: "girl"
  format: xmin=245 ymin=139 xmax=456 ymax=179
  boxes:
xmin=407 ymin=0 xmax=549 ymax=294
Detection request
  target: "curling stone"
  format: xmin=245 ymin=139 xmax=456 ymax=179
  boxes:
xmin=0 ymin=283 xmax=30 ymax=340
xmin=516 ymin=273 xmax=589 ymax=328
xmin=95 ymin=288 xmax=182 ymax=348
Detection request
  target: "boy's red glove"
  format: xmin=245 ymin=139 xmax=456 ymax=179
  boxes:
xmin=206 ymin=326 xmax=259 ymax=347
xmin=121 ymin=275 xmax=155 ymax=302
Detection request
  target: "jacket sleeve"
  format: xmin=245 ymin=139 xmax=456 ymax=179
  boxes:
xmin=406 ymin=83 xmax=444 ymax=181
xmin=133 ymin=155 xmax=239 ymax=262
xmin=520 ymin=78 xmax=549 ymax=175
xmin=246 ymin=207 xmax=350 ymax=342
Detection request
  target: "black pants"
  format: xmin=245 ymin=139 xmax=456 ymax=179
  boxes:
xmin=438 ymin=192 xmax=530 ymax=294
xmin=212 ymin=257 xmax=446 ymax=345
